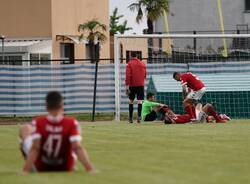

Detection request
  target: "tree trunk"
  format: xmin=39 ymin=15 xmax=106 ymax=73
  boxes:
xmin=147 ymin=18 xmax=154 ymax=63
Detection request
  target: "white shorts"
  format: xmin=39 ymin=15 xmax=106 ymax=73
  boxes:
xmin=186 ymin=87 xmax=206 ymax=100
xmin=21 ymin=136 xmax=33 ymax=156
xmin=195 ymin=110 xmax=207 ymax=123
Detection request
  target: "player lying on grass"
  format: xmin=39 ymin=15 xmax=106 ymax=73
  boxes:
xmin=173 ymin=72 xmax=206 ymax=120
xmin=164 ymin=103 xmax=230 ymax=124
xmin=142 ymin=92 xmax=229 ymax=124
xmin=19 ymin=91 xmax=96 ymax=173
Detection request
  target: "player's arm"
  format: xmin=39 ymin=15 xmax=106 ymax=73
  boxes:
xmin=71 ymin=141 xmax=95 ymax=173
xmin=182 ymin=84 xmax=188 ymax=99
xmin=125 ymin=63 xmax=132 ymax=95
xmin=23 ymin=139 xmax=41 ymax=173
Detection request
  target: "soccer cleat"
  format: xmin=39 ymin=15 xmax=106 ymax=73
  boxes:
xmin=137 ymin=117 xmax=142 ymax=123
xmin=220 ymin=114 xmax=231 ymax=121
xmin=129 ymin=118 xmax=133 ymax=124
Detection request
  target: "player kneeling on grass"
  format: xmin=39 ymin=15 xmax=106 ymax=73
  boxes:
xmin=20 ymin=91 xmax=96 ymax=173
xmin=142 ymin=92 xmax=175 ymax=123
xmin=173 ymin=72 xmax=206 ymax=120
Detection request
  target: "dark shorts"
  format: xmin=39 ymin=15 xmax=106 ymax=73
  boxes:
xmin=144 ymin=111 xmax=157 ymax=121
xmin=129 ymin=86 xmax=144 ymax=101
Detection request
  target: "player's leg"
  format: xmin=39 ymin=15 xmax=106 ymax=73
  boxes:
xmin=136 ymin=86 xmax=144 ymax=123
xmin=128 ymin=87 xmax=136 ymax=123
xmin=194 ymin=103 xmax=207 ymax=123
xmin=19 ymin=124 xmax=33 ymax=159
xmin=184 ymin=88 xmax=205 ymax=119
xmin=144 ymin=110 xmax=158 ymax=122
xmin=202 ymin=103 xmax=226 ymax=123
xmin=183 ymin=98 xmax=196 ymax=119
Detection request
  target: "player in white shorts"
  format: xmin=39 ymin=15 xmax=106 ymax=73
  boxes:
xmin=173 ymin=72 xmax=206 ymax=120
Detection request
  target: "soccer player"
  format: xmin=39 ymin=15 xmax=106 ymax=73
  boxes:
xmin=125 ymin=52 xmax=147 ymax=123
xmin=142 ymin=92 xmax=166 ymax=122
xmin=173 ymin=72 xmax=206 ymax=120
xmin=142 ymin=92 xmax=188 ymax=124
xmin=164 ymin=103 xmax=229 ymax=124
xmin=20 ymin=91 xmax=95 ymax=173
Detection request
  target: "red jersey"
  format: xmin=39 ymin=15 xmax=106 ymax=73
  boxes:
xmin=31 ymin=115 xmax=81 ymax=172
xmin=125 ymin=58 xmax=146 ymax=87
xmin=173 ymin=114 xmax=192 ymax=124
xmin=180 ymin=72 xmax=205 ymax=91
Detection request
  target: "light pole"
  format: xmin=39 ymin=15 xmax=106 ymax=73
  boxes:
xmin=0 ymin=35 xmax=5 ymax=61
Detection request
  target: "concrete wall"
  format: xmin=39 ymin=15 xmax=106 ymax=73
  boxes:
xmin=155 ymin=0 xmax=249 ymax=52
xmin=155 ymin=0 xmax=247 ymax=32
xmin=51 ymin=0 xmax=110 ymax=60
xmin=0 ymin=0 xmax=52 ymax=38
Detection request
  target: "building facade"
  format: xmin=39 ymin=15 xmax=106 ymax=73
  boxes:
xmin=155 ymin=0 xmax=250 ymax=33
xmin=0 ymin=0 xmax=110 ymax=64
xmin=154 ymin=0 xmax=250 ymax=55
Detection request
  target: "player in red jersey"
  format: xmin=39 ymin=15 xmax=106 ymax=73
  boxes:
xmin=20 ymin=91 xmax=95 ymax=173
xmin=173 ymin=72 xmax=206 ymax=120
xmin=164 ymin=103 xmax=229 ymax=124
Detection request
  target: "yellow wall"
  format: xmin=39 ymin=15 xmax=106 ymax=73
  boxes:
xmin=51 ymin=0 xmax=110 ymax=60
xmin=120 ymin=38 xmax=148 ymax=62
xmin=0 ymin=0 xmax=52 ymax=38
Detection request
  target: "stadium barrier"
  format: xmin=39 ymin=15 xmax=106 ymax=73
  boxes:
xmin=0 ymin=61 xmax=250 ymax=118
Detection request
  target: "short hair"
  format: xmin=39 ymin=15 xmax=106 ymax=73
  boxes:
xmin=173 ymin=72 xmax=180 ymax=78
xmin=46 ymin=91 xmax=63 ymax=110
xmin=147 ymin=92 xmax=155 ymax=99
xmin=131 ymin=52 xmax=137 ymax=58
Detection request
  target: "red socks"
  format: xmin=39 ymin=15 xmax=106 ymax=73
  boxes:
xmin=185 ymin=105 xmax=196 ymax=119
xmin=207 ymin=106 xmax=222 ymax=122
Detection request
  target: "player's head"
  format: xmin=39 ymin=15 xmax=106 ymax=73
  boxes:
xmin=164 ymin=116 xmax=173 ymax=124
xmin=131 ymin=52 xmax=138 ymax=58
xmin=147 ymin=92 xmax=155 ymax=101
xmin=173 ymin=72 xmax=181 ymax=81
xmin=46 ymin=91 xmax=64 ymax=115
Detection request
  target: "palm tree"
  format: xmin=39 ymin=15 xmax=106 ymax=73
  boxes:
xmin=128 ymin=0 xmax=169 ymax=61
xmin=110 ymin=7 xmax=132 ymax=35
xmin=78 ymin=19 xmax=107 ymax=62
xmin=78 ymin=20 xmax=107 ymax=122
xmin=128 ymin=0 xmax=169 ymax=34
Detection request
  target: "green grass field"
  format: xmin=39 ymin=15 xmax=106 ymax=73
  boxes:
xmin=0 ymin=120 xmax=250 ymax=184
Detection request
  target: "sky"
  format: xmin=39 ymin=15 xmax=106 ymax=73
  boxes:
xmin=109 ymin=0 xmax=147 ymax=34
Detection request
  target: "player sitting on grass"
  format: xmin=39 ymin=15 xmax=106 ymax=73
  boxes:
xmin=20 ymin=91 xmax=96 ymax=173
xmin=164 ymin=103 xmax=230 ymax=124
xmin=142 ymin=92 xmax=177 ymax=123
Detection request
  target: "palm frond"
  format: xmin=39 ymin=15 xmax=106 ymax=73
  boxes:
xmin=128 ymin=3 xmax=140 ymax=12
xmin=78 ymin=19 xmax=107 ymax=44
xmin=136 ymin=7 xmax=144 ymax=23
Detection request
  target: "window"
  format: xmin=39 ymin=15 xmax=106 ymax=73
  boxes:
xmin=60 ymin=43 xmax=75 ymax=64
xmin=30 ymin=53 xmax=51 ymax=65
xmin=126 ymin=51 xmax=142 ymax=63
xmin=0 ymin=55 xmax=22 ymax=65
xmin=245 ymin=0 xmax=250 ymax=11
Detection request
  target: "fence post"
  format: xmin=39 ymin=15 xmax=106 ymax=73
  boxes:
xmin=91 ymin=42 xmax=100 ymax=122
xmin=193 ymin=31 xmax=197 ymax=54
xmin=0 ymin=35 xmax=5 ymax=61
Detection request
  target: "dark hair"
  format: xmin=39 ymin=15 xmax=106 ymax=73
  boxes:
xmin=147 ymin=92 xmax=155 ymax=99
xmin=46 ymin=91 xmax=63 ymax=110
xmin=131 ymin=52 xmax=138 ymax=58
xmin=173 ymin=72 xmax=180 ymax=79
